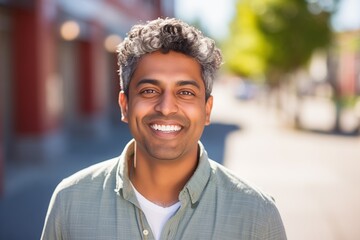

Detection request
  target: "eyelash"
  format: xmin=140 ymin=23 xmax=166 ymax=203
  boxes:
xmin=141 ymin=89 xmax=157 ymax=95
xmin=179 ymin=90 xmax=195 ymax=96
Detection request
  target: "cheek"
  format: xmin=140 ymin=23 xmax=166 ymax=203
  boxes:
xmin=128 ymin=100 xmax=153 ymax=118
xmin=183 ymin=105 xmax=207 ymax=123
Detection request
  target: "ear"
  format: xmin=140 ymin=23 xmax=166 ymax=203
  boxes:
xmin=118 ymin=91 xmax=129 ymax=123
xmin=205 ymin=95 xmax=213 ymax=126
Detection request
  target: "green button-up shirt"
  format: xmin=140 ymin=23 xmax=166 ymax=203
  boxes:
xmin=41 ymin=140 xmax=286 ymax=240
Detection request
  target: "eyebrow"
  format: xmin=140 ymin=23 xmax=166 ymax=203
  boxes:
xmin=136 ymin=79 xmax=159 ymax=87
xmin=136 ymin=79 xmax=201 ymax=89
xmin=176 ymin=80 xmax=201 ymax=89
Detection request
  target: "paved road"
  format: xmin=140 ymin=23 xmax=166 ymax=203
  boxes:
xmin=212 ymin=81 xmax=360 ymax=240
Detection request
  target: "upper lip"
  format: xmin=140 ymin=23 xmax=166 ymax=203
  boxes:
xmin=150 ymin=123 xmax=182 ymax=131
xmin=144 ymin=114 xmax=188 ymax=130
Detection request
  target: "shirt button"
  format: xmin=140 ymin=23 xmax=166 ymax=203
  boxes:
xmin=143 ymin=229 xmax=149 ymax=236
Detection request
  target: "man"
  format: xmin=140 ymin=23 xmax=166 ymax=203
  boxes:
xmin=41 ymin=18 xmax=287 ymax=240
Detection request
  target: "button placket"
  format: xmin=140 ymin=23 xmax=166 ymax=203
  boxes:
xmin=137 ymin=207 xmax=152 ymax=240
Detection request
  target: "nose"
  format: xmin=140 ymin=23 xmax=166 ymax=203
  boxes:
xmin=154 ymin=91 xmax=178 ymax=116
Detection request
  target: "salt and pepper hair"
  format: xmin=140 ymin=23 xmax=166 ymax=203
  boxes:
xmin=116 ymin=18 xmax=222 ymax=100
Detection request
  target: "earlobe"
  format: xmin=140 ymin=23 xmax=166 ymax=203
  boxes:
xmin=118 ymin=91 xmax=129 ymax=123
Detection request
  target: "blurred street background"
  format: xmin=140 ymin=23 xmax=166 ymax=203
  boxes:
xmin=1 ymin=0 xmax=360 ymax=239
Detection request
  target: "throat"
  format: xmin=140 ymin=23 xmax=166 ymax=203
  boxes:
xmin=131 ymin=174 xmax=182 ymax=207
xmin=128 ymin=143 xmax=199 ymax=207
xmin=129 ymin=161 xmax=187 ymax=207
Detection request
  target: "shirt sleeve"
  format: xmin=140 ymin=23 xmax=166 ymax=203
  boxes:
xmin=265 ymin=200 xmax=287 ymax=240
xmin=40 ymin=183 xmax=65 ymax=240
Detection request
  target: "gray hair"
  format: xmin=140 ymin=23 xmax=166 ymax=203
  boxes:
xmin=116 ymin=18 xmax=222 ymax=100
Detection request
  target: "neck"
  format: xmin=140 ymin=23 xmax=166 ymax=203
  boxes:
xmin=129 ymin=146 xmax=198 ymax=206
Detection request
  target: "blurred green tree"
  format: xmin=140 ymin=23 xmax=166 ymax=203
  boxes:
xmin=223 ymin=0 xmax=338 ymax=87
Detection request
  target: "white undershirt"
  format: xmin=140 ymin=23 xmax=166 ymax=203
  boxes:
xmin=132 ymin=185 xmax=181 ymax=240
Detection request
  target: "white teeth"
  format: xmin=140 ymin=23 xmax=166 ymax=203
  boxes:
xmin=151 ymin=124 xmax=181 ymax=132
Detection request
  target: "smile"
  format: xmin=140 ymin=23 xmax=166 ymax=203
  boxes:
xmin=150 ymin=124 xmax=182 ymax=132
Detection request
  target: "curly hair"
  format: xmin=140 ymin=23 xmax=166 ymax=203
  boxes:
xmin=116 ymin=18 xmax=222 ymax=100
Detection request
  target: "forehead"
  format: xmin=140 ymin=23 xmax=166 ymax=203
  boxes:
xmin=130 ymin=50 xmax=204 ymax=88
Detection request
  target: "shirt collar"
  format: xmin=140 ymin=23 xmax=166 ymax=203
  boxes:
xmin=114 ymin=139 xmax=211 ymax=205
xmin=183 ymin=141 xmax=211 ymax=205
xmin=114 ymin=140 xmax=135 ymax=201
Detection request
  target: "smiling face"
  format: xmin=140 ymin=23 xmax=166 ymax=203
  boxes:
xmin=119 ymin=50 xmax=213 ymax=163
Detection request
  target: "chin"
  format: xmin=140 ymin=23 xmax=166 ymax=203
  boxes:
xmin=149 ymin=149 xmax=182 ymax=161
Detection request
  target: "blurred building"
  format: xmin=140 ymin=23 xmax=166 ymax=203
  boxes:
xmin=334 ymin=30 xmax=360 ymax=97
xmin=0 ymin=0 xmax=174 ymax=194
xmin=287 ymin=30 xmax=360 ymax=134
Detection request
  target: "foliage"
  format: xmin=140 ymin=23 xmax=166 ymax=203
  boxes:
xmin=223 ymin=0 xmax=337 ymax=86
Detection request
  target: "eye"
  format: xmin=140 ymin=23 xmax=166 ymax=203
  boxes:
xmin=178 ymin=90 xmax=195 ymax=96
xmin=142 ymin=89 xmax=156 ymax=94
xmin=179 ymin=90 xmax=194 ymax=96
xmin=140 ymin=89 xmax=159 ymax=97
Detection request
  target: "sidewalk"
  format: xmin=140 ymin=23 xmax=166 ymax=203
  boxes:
xmin=0 ymin=122 xmax=133 ymax=240
xmin=212 ymin=81 xmax=360 ymax=240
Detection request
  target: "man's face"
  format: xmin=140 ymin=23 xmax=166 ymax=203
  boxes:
xmin=119 ymin=50 xmax=213 ymax=162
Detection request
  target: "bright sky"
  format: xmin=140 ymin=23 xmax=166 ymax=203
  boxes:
xmin=175 ymin=0 xmax=360 ymax=39
xmin=174 ymin=0 xmax=236 ymax=39
xmin=332 ymin=0 xmax=360 ymax=31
